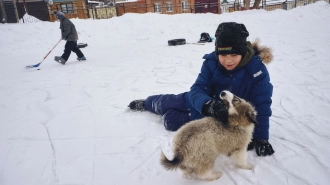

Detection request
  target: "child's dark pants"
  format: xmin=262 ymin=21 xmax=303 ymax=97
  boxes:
xmin=144 ymin=92 xmax=190 ymax=131
xmin=62 ymin=41 xmax=84 ymax=61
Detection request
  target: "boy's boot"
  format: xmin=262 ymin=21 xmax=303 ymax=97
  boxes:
xmin=54 ymin=56 xmax=67 ymax=65
xmin=128 ymin=100 xmax=146 ymax=111
xmin=77 ymin=56 xmax=86 ymax=61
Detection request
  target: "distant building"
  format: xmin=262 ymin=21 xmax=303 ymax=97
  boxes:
xmin=46 ymin=0 xmax=89 ymax=21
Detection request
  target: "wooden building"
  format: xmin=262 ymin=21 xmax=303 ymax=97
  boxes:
xmin=0 ymin=0 xmax=50 ymax=23
xmin=116 ymin=0 xmax=196 ymax=16
xmin=144 ymin=0 xmax=195 ymax=14
xmin=47 ymin=0 xmax=88 ymax=21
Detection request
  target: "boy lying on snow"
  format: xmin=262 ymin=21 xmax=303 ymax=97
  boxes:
xmin=129 ymin=22 xmax=275 ymax=156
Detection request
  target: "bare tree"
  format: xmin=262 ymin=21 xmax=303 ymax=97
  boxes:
xmin=252 ymin=0 xmax=262 ymax=9
xmin=242 ymin=0 xmax=262 ymax=10
xmin=244 ymin=0 xmax=251 ymax=10
xmin=234 ymin=0 xmax=240 ymax=11
xmin=12 ymin=0 xmax=19 ymax=22
xmin=23 ymin=0 xmax=28 ymax=14
xmin=0 ymin=0 xmax=7 ymax=23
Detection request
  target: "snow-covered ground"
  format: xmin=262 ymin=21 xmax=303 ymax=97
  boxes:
xmin=1 ymin=1 xmax=330 ymax=185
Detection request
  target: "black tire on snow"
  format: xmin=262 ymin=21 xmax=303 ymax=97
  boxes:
xmin=168 ymin=39 xmax=186 ymax=46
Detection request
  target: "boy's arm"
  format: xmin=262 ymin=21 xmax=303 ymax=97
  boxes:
xmin=249 ymin=64 xmax=275 ymax=156
xmin=61 ymin=20 xmax=72 ymax=39
xmin=188 ymin=60 xmax=214 ymax=114
xmin=249 ymin=64 xmax=273 ymax=140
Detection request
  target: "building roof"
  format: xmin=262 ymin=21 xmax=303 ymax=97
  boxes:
xmin=115 ymin=0 xmax=138 ymax=4
xmin=43 ymin=0 xmax=81 ymax=3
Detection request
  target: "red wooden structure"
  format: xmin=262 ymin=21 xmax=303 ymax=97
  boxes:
xmin=195 ymin=0 xmax=219 ymax=14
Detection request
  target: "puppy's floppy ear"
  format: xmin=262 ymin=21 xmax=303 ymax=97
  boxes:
xmin=246 ymin=111 xmax=258 ymax=124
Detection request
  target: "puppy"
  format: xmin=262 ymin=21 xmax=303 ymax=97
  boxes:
xmin=160 ymin=90 xmax=258 ymax=181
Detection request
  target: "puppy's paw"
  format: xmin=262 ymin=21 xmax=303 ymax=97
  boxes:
xmin=200 ymin=171 xmax=222 ymax=181
xmin=214 ymin=171 xmax=223 ymax=180
xmin=239 ymin=163 xmax=253 ymax=170
xmin=182 ymin=173 xmax=194 ymax=180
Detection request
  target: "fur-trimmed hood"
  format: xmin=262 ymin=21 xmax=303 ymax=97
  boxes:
xmin=251 ymin=39 xmax=273 ymax=64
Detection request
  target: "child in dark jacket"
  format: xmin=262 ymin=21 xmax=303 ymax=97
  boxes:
xmin=128 ymin=22 xmax=275 ymax=156
xmin=53 ymin=11 xmax=86 ymax=65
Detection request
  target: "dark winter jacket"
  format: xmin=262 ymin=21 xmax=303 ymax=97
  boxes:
xmin=186 ymin=40 xmax=273 ymax=140
xmin=60 ymin=17 xmax=78 ymax=41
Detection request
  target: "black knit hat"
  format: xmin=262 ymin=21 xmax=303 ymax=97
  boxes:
xmin=215 ymin=22 xmax=249 ymax=56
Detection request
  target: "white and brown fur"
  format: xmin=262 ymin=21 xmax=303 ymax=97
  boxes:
xmin=160 ymin=90 xmax=258 ymax=181
xmin=252 ymin=39 xmax=273 ymax=65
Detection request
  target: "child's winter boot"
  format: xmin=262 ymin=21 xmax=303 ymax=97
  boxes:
xmin=77 ymin=56 xmax=86 ymax=61
xmin=54 ymin=56 xmax=67 ymax=65
xmin=128 ymin=100 xmax=146 ymax=111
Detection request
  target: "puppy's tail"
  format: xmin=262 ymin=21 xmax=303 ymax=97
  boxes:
xmin=160 ymin=150 xmax=183 ymax=171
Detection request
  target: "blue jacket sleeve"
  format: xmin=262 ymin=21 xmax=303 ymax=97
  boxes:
xmin=249 ymin=64 xmax=273 ymax=140
xmin=188 ymin=60 xmax=215 ymax=115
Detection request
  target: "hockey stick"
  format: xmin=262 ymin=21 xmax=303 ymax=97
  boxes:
xmin=26 ymin=39 xmax=62 ymax=69
xmin=186 ymin=43 xmax=205 ymax=45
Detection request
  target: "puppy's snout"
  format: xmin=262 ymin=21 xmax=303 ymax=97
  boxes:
xmin=220 ymin=91 xmax=226 ymax=97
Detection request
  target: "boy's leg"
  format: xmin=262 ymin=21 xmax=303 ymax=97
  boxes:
xmin=61 ymin=41 xmax=76 ymax=61
xmin=163 ymin=109 xmax=190 ymax=131
xmin=144 ymin=92 xmax=189 ymax=115
xmin=129 ymin=92 xmax=190 ymax=131
xmin=71 ymin=41 xmax=85 ymax=58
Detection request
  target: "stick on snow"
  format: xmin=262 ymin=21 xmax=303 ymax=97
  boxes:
xmin=26 ymin=39 xmax=62 ymax=69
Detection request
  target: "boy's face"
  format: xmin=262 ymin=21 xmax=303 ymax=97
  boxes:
xmin=218 ymin=54 xmax=242 ymax=71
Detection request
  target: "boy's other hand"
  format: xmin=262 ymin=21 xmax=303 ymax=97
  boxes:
xmin=248 ymin=139 xmax=275 ymax=156
xmin=202 ymin=100 xmax=229 ymax=124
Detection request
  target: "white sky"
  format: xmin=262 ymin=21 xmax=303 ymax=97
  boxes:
xmin=0 ymin=1 xmax=330 ymax=185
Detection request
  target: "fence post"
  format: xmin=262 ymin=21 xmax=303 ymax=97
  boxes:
xmin=92 ymin=7 xmax=95 ymax=19
xmin=94 ymin=7 xmax=98 ymax=19
xmin=105 ymin=7 xmax=108 ymax=19
xmin=263 ymin=0 xmax=266 ymax=10
xmin=234 ymin=0 xmax=239 ymax=11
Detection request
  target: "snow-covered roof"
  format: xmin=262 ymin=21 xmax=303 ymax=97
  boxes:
xmin=43 ymin=0 xmax=81 ymax=3
xmin=222 ymin=0 xmax=287 ymax=3
xmin=88 ymin=0 xmax=101 ymax=4
xmin=115 ymin=0 xmax=138 ymax=4
xmin=88 ymin=0 xmax=99 ymax=2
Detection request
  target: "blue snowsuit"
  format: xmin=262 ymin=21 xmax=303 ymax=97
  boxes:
xmin=144 ymin=43 xmax=273 ymax=140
